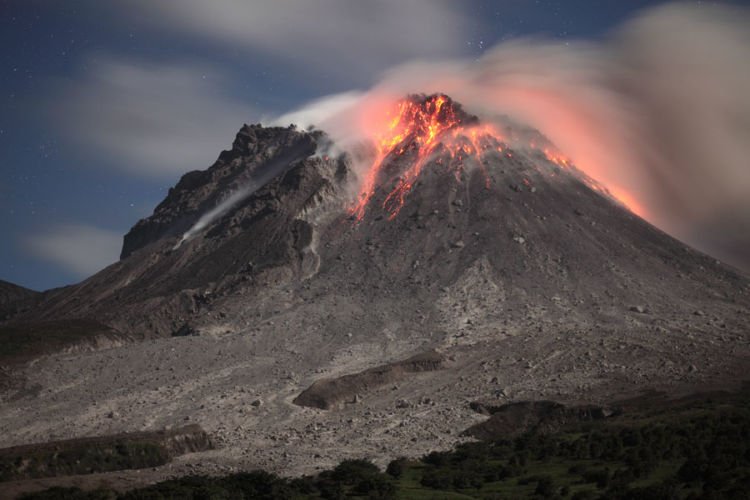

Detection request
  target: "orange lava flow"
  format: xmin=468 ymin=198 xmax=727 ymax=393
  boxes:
xmin=351 ymin=96 xmax=504 ymax=221
xmin=542 ymin=148 xmax=573 ymax=169
xmin=350 ymin=95 xmax=645 ymax=221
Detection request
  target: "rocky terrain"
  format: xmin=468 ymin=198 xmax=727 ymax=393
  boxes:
xmin=293 ymin=351 xmax=445 ymax=410
xmin=0 ymin=94 xmax=748 ymax=496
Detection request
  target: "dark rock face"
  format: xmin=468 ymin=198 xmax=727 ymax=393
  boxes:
xmin=121 ymin=124 xmax=318 ymax=259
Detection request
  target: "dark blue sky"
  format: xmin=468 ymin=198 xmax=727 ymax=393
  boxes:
xmin=0 ymin=0 xmax=742 ymax=290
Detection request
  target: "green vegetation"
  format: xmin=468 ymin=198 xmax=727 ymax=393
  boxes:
xmin=0 ymin=440 xmax=169 ymax=482
xmin=19 ymin=393 xmax=750 ymax=499
xmin=0 ymin=426 xmax=210 ymax=482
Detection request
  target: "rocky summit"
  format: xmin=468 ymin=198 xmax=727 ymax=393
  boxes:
xmin=0 ymin=94 xmax=748 ymax=492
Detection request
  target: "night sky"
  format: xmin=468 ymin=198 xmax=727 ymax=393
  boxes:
xmin=0 ymin=0 xmax=744 ymax=291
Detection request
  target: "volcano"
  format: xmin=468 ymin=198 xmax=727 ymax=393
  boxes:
xmin=1 ymin=94 xmax=748 ymax=486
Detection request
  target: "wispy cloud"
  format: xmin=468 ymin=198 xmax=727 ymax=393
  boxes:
xmin=45 ymin=1 xmax=473 ymax=179
xmin=48 ymin=57 xmax=257 ymax=178
xmin=23 ymin=224 xmax=122 ymax=278
xmin=128 ymin=0 xmax=471 ymax=82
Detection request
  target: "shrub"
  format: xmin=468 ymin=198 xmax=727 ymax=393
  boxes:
xmin=385 ymin=458 xmax=406 ymax=478
xmin=420 ymin=470 xmax=453 ymax=490
xmin=353 ymin=476 xmax=396 ymax=499
xmin=534 ymin=475 xmax=555 ymax=496
xmin=330 ymin=459 xmax=380 ymax=484
xmin=423 ymin=451 xmax=450 ymax=467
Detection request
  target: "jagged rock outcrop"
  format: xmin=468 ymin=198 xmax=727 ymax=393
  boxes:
xmin=121 ymin=124 xmax=318 ymax=259
xmin=11 ymin=124 xmax=345 ymax=337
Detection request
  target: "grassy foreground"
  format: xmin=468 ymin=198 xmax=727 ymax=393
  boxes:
xmin=18 ymin=391 xmax=750 ymax=499
xmin=0 ymin=426 xmax=211 ymax=483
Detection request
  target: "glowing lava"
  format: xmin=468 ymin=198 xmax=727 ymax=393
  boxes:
xmin=351 ymin=94 xmax=504 ymax=220
xmin=349 ymin=94 xmax=645 ymax=221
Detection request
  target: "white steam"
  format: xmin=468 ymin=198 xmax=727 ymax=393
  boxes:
xmin=174 ymin=143 xmax=313 ymax=249
xmin=278 ymin=3 xmax=750 ymax=271
xmin=174 ymin=186 xmax=256 ymax=250
xmin=272 ymin=91 xmax=364 ymax=131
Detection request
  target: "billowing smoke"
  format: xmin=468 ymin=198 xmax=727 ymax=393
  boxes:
xmin=280 ymin=3 xmax=750 ymax=271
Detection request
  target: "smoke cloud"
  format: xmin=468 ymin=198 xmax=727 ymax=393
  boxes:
xmin=280 ymin=3 xmax=750 ymax=271
xmin=128 ymin=0 xmax=470 ymax=84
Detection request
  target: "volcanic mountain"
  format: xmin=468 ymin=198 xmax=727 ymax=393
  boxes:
xmin=0 ymin=94 xmax=748 ymax=487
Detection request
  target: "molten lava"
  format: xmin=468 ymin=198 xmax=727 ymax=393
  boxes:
xmin=350 ymin=94 xmax=643 ymax=221
xmin=351 ymin=94 xmax=505 ymax=220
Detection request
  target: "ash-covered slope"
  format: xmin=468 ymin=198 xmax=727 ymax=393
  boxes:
xmin=1 ymin=95 xmax=747 ymax=482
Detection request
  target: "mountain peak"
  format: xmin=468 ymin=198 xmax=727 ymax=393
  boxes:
xmin=351 ymin=93 xmax=497 ymax=220
xmin=120 ymin=124 xmax=317 ymax=259
xmin=400 ymin=93 xmax=478 ymax=129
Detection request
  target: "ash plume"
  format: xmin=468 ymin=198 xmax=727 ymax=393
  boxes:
xmin=279 ymin=3 xmax=750 ymax=271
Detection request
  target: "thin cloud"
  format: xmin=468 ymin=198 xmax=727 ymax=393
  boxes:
xmin=127 ymin=0 xmax=472 ymax=82
xmin=23 ymin=224 xmax=122 ymax=278
xmin=48 ymin=57 xmax=257 ymax=179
